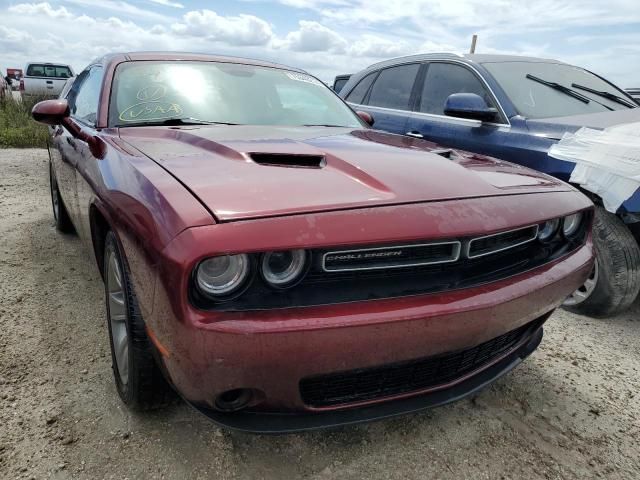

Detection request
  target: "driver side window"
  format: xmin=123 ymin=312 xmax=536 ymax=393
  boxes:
xmin=420 ymin=63 xmax=497 ymax=117
xmin=68 ymin=66 xmax=103 ymax=126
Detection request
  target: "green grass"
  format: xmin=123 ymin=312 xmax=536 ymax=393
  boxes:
xmin=0 ymin=95 xmax=50 ymax=148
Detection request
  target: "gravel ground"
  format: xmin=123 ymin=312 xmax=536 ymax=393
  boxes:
xmin=1 ymin=148 xmax=639 ymax=480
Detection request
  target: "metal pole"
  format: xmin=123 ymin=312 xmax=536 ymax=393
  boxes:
xmin=470 ymin=35 xmax=477 ymax=54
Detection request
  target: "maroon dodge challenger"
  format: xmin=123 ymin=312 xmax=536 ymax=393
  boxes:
xmin=32 ymin=52 xmax=593 ymax=433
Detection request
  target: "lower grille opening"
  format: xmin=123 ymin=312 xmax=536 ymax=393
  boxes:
xmin=299 ymin=319 xmax=542 ymax=408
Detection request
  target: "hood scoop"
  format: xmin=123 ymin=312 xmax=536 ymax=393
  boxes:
xmin=249 ymin=152 xmax=326 ymax=168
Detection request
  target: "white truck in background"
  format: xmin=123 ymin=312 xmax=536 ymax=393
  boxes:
xmin=21 ymin=62 xmax=74 ymax=98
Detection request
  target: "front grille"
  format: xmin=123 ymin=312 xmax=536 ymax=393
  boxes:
xmin=300 ymin=319 xmax=542 ymax=408
xmin=468 ymin=225 xmax=538 ymax=258
xmin=322 ymin=242 xmax=460 ymax=271
xmin=191 ymin=211 xmax=590 ymax=311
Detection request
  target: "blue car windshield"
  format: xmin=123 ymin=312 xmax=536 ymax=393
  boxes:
xmin=482 ymin=61 xmax=635 ymax=119
xmin=109 ymin=61 xmax=362 ymax=128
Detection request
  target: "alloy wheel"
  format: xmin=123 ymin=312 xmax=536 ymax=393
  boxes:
xmin=107 ymin=249 xmax=129 ymax=385
xmin=563 ymin=260 xmax=599 ymax=306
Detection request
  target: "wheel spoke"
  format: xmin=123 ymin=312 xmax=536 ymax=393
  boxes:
xmin=110 ymin=312 xmax=126 ymax=322
xmin=113 ymin=325 xmax=129 ymax=383
xmin=108 ymin=255 xmax=123 ymax=290
xmin=109 ymin=290 xmax=125 ymax=305
xmin=109 ymin=291 xmax=125 ymax=317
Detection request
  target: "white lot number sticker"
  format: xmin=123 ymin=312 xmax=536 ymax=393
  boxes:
xmin=286 ymin=72 xmax=322 ymax=86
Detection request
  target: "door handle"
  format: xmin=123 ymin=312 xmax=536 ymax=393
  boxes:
xmin=406 ymin=131 xmax=424 ymax=139
xmin=66 ymin=137 xmax=77 ymax=149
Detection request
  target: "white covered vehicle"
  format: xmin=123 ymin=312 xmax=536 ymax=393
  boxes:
xmin=22 ymin=62 xmax=74 ymax=97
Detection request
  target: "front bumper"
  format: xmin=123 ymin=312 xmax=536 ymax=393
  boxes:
xmin=189 ymin=325 xmax=543 ymax=433
xmin=150 ymin=240 xmax=591 ymax=426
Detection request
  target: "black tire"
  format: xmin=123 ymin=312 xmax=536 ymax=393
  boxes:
xmin=103 ymin=231 xmax=174 ymax=410
xmin=49 ymin=162 xmax=74 ymax=233
xmin=563 ymin=207 xmax=640 ymax=317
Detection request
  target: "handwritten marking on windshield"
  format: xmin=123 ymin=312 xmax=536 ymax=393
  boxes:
xmin=136 ymin=85 xmax=167 ymax=101
xmin=119 ymin=102 xmax=183 ymax=122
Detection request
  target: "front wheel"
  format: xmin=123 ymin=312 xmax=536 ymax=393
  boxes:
xmin=49 ymin=162 xmax=74 ymax=233
xmin=563 ymin=207 xmax=640 ymax=317
xmin=104 ymin=231 xmax=174 ymax=410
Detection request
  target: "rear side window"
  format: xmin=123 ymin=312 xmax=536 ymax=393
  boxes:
xmin=68 ymin=66 xmax=103 ymax=126
xmin=333 ymin=78 xmax=349 ymax=93
xmin=345 ymin=72 xmax=377 ymax=104
xmin=367 ymin=64 xmax=420 ymax=111
xmin=26 ymin=64 xmax=73 ymax=78
xmin=420 ymin=63 xmax=496 ymax=116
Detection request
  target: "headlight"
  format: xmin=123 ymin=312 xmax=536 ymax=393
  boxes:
xmin=562 ymin=212 xmax=583 ymax=237
xmin=196 ymin=254 xmax=250 ymax=297
xmin=261 ymin=249 xmax=307 ymax=288
xmin=538 ymin=218 xmax=560 ymax=242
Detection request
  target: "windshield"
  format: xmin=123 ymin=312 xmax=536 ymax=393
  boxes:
xmin=482 ymin=61 xmax=635 ymax=119
xmin=109 ymin=61 xmax=362 ymax=128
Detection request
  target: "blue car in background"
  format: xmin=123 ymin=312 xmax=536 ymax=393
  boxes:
xmin=340 ymin=53 xmax=640 ymax=317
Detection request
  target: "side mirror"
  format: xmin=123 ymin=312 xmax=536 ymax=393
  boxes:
xmin=32 ymin=99 xmax=70 ymax=125
xmin=356 ymin=110 xmax=374 ymax=126
xmin=443 ymin=93 xmax=498 ymax=122
xmin=33 ymin=98 xmax=106 ymax=158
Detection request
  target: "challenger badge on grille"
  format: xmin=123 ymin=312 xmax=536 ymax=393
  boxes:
xmin=322 ymin=242 xmax=461 ymax=272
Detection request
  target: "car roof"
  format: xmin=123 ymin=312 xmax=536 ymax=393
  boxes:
xmin=89 ymin=51 xmax=306 ymax=74
xmin=25 ymin=62 xmax=73 ymax=67
xmin=366 ymin=53 xmax=568 ymax=70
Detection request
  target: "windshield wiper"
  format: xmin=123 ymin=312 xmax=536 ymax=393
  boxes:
xmin=570 ymin=83 xmax=636 ymax=108
xmin=525 ymin=74 xmax=591 ymax=104
xmin=118 ymin=117 xmax=239 ymax=127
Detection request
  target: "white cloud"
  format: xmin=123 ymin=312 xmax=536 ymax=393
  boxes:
xmin=281 ymin=20 xmax=346 ymax=52
xmin=285 ymin=0 xmax=640 ymax=31
xmin=171 ymin=9 xmax=274 ymax=46
xmin=0 ymin=4 xmax=170 ymax=72
xmin=2 ymin=0 xmax=639 ymax=87
xmin=148 ymin=0 xmax=184 ymax=8
xmin=8 ymin=2 xmax=73 ymax=18
xmin=417 ymin=40 xmax=458 ymax=54
xmin=62 ymin=0 xmax=171 ymax=22
xmin=348 ymin=35 xmax=411 ymax=58
xmin=278 ymin=0 xmax=348 ymax=8
xmin=150 ymin=24 xmax=166 ymax=34
xmin=0 ymin=25 xmax=34 ymax=52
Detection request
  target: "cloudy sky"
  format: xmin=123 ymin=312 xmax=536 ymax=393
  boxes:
xmin=1 ymin=0 xmax=639 ymax=87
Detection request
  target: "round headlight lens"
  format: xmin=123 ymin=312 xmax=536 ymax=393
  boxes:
xmin=538 ymin=218 xmax=560 ymax=242
xmin=563 ymin=212 xmax=583 ymax=237
xmin=196 ymin=254 xmax=249 ymax=297
xmin=261 ymin=249 xmax=307 ymax=287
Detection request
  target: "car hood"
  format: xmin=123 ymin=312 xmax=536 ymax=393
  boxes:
xmin=120 ymin=126 xmax=568 ymax=222
xmin=526 ymin=108 xmax=640 ymax=139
